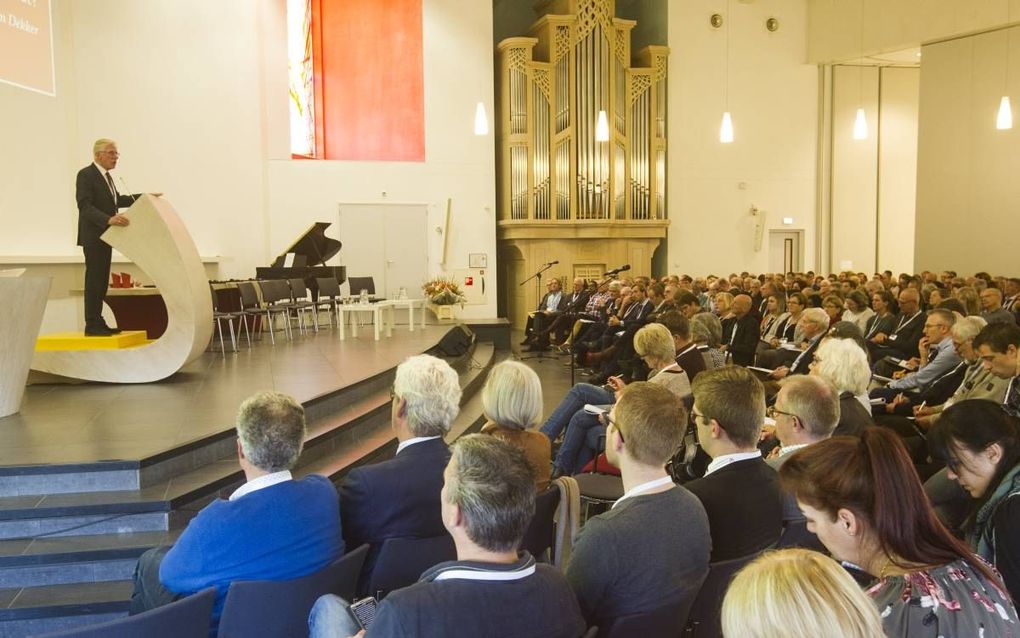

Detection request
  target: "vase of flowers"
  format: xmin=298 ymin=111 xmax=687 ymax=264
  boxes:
xmin=422 ymin=277 xmax=466 ymax=320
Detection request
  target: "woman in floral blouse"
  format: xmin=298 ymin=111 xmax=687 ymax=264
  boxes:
xmin=780 ymin=427 xmax=1018 ymax=637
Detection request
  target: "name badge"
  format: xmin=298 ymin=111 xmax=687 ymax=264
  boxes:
xmin=888 ymin=335 xmax=898 ymax=341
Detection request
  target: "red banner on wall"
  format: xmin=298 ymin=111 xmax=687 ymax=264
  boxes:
xmin=313 ymin=0 xmax=425 ymax=162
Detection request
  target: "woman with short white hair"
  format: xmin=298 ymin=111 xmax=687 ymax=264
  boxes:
xmin=810 ymin=337 xmax=872 ymax=437
xmin=480 ymin=361 xmax=551 ymax=490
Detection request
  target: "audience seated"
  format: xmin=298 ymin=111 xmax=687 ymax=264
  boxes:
xmin=521 ymin=278 xmax=568 ymax=351
xmin=863 ymin=289 xmax=898 ymax=342
xmin=808 ymin=337 xmax=873 ymax=437
xmin=479 ymin=361 xmax=551 ymax=490
xmin=689 ymin=311 xmax=728 ymax=370
xmin=686 ymin=367 xmax=784 ymax=560
xmin=875 ymin=317 xmax=1006 ymax=449
xmin=868 ymin=289 xmax=925 ymax=361
xmin=340 ymin=355 xmax=461 ymax=588
xmin=973 ymin=322 xmax=1020 ymax=417
xmin=870 ymin=309 xmax=962 ymax=408
xmin=534 ymin=277 xmax=591 ymax=348
xmin=841 ymin=289 xmax=875 ymax=333
xmin=659 ymin=311 xmax=707 ymax=382
xmin=719 ymin=294 xmax=759 ymax=366
xmin=928 ymin=400 xmax=1020 ymax=603
xmin=309 ymin=436 xmax=586 ymax=638
xmin=721 ymin=549 xmax=885 ymax=638
xmin=766 ymin=376 xmax=839 ymax=549
xmin=566 ymin=382 xmax=710 ymax=629
xmin=129 ymin=392 xmax=343 ymax=634
xmin=769 ymin=308 xmax=829 ymax=379
xmin=980 ymin=287 xmax=1017 ymax=325
xmin=779 ymin=427 xmax=1019 ymax=637
xmin=547 ymin=323 xmax=691 ymax=476
xmin=755 ymin=292 xmax=806 ymax=368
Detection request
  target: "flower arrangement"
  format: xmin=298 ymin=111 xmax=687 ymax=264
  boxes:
xmin=422 ymin=277 xmax=467 ymax=306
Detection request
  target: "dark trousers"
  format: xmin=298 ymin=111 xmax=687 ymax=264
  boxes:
xmin=82 ymin=242 xmax=112 ymax=328
xmin=130 ymin=545 xmax=179 ymax=615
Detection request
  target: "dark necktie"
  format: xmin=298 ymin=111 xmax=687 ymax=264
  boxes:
xmin=105 ymin=172 xmax=117 ymax=203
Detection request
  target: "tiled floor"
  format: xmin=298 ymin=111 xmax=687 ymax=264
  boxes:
xmin=0 ymin=324 xmax=454 ymax=468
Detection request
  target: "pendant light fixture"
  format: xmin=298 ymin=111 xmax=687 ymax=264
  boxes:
xmin=720 ymin=0 xmax=734 ymax=143
xmin=473 ymin=102 xmax=489 ymax=136
xmin=853 ymin=0 xmax=868 ymax=140
xmin=997 ymin=4 xmax=1013 ymax=130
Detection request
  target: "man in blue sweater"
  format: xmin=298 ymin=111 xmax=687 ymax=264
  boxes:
xmin=129 ymin=391 xmax=343 ymax=634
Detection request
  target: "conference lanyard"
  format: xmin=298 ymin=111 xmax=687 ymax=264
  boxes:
xmin=613 ymin=476 xmax=674 ymax=509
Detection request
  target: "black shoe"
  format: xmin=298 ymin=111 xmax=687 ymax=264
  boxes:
xmin=103 ymin=325 xmax=123 ymax=334
xmin=84 ymin=326 xmax=115 ymax=336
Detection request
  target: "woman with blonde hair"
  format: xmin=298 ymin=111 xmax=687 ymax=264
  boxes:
xmin=954 ymin=286 xmax=981 ymax=316
xmin=480 ymin=360 xmax=551 ymax=490
xmin=721 ymin=549 xmax=884 ymax=638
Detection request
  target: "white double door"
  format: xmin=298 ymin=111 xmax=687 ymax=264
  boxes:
xmin=338 ymin=204 xmax=428 ymax=300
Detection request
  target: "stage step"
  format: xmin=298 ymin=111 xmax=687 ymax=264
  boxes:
xmin=0 ymin=339 xmax=502 ymax=634
xmin=0 ymin=331 xmax=484 ymax=499
xmin=0 ymin=530 xmax=181 ymax=590
xmin=0 ymin=580 xmax=132 ymax=636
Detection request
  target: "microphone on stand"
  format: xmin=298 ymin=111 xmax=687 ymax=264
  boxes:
xmin=546 ymin=260 xmax=560 ymax=266
xmin=118 ymin=177 xmax=140 ymax=204
xmin=604 ymin=264 xmax=631 ymax=276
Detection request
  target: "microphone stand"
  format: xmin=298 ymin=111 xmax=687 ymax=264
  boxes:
xmin=518 ymin=263 xmax=557 ymax=363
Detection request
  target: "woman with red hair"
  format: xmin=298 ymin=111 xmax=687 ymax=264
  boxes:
xmin=779 ymin=428 xmax=1018 ymax=636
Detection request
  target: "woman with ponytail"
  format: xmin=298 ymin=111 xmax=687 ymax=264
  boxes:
xmin=779 ymin=428 xmax=1018 ymax=636
xmin=929 ymin=399 xmax=1020 ymax=603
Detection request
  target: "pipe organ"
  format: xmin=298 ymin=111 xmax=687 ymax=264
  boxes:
xmin=496 ymin=0 xmax=669 ymax=328
xmin=497 ymin=0 xmax=668 ymax=224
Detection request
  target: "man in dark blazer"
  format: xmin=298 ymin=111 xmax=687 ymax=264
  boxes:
xmin=867 ymin=288 xmax=925 ymax=362
xmin=339 ymin=354 xmax=462 ymax=593
xmin=770 ymin=308 xmax=830 ymax=379
xmin=523 ymin=278 xmax=569 ymax=350
xmin=75 ymin=139 xmax=139 ymax=336
xmin=720 ymin=295 xmax=759 ymax=367
xmin=686 ymin=366 xmax=784 ymax=561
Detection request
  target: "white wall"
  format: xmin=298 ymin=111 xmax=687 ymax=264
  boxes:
xmin=808 ymin=0 xmax=1020 ymax=64
xmin=667 ymin=0 xmax=819 ymax=276
xmin=914 ymin=26 xmax=1020 ymax=275
xmin=0 ymin=0 xmax=498 ymax=317
xmin=826 ymin=65 xmax=918 ymax=274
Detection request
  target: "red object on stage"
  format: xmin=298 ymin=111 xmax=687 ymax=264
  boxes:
xmin=311 ymin=0 xmax=424 ymax=161
xmin=111 ymin=273 xmax=122 ymax=288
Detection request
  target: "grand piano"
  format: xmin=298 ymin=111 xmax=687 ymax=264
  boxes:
xmin=255 ymin=222 xmax=345 ymax=300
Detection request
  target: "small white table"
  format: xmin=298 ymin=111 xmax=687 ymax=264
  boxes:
xmin=336 ymin=303 xmax=393 ymax=341
xmin=377 ymin=298 xmax=428 ymax=331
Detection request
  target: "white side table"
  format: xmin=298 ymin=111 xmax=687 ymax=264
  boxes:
xmin=336 ymin=303 xmax=393 ymax=341
xmin=377 ymin=298 xmax=428 ymax=331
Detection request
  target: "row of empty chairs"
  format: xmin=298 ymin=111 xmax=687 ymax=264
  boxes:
xmin=209 ymin=277 xmax=377 ymax=352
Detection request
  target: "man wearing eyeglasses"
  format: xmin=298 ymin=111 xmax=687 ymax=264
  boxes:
xmin=75 ymin=139 xmax=144 ymax=336
xmin=869 ymin=309 xmax=962 ymax=413
xmin=566 ymin=383 xmax=710 ymax=630
xmin=685 ymin=367 xmax=784 ymax=561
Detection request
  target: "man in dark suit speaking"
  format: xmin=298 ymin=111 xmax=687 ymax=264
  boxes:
xmin=75 ymin=138 xmax=139 ymax=336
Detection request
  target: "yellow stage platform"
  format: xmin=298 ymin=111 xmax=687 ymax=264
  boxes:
xmin=36 ymin=331 xmax=149 ymax=351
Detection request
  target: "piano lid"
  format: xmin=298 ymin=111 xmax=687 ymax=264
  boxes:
xmin=271 ymin=222 xmax=342 ymax=268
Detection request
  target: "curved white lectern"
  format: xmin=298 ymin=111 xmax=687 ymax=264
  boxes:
xmin=0 ymin=273 xmax=51 ymax=417
xmin=32 ymin=195 xmax=214 ymax=383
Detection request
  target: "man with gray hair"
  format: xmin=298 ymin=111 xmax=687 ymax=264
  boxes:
xmin=770 ymin=307 xmax=830 ymax=379
xmin=130 ymin=392 xmax=343 ymax=632
xmin=766 ymin=375 xmax=839 ymax=549
xmin=75 ymin=138 xmax=144 ymax=335
xmin=340 ymin=354 xmax=462 ymax=589
xmin=309 ymin=435 xmax=586 ymax=638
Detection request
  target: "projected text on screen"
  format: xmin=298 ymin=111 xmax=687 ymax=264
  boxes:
xmin=0 ymin=0 xmax=54 ymax=95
